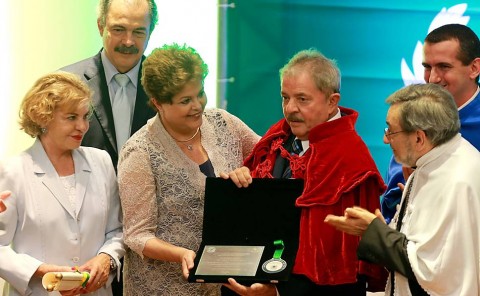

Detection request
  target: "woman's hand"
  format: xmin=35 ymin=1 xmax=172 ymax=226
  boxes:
xmin=181 ymin=249 xmax=196 ymax=280
xmin=34 ymin=263 xmax=72 ymax=278
xmin=219 ymin=166 xmax=252 ymax=188
xmin=34 ymin=263 xmax=80 ymax=295
xmin=74 ymin=253 xmax=111 ymax=294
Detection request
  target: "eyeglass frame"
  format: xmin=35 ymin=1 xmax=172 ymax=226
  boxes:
xmin=384 ymin=127 xmax=406 ymax=139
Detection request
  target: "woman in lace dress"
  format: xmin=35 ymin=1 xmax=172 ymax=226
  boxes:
xmin=118 ymin=43 xmax=260 ymax=296
xmin=0 ymin=72 xmax=124 ymax=296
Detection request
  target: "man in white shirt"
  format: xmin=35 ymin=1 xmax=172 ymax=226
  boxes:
xmin=326 ymin=83 xmax=480 ymax=295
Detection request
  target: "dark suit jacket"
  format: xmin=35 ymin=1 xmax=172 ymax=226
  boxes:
xmin=358 ymin=218 xmax=427 ymax=296
xmin=61 ymin=50 xmax=156 ymax=168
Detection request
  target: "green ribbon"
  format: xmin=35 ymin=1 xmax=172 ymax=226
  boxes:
xmin=273 ymin=240 xmax=284 ymax=259
xmin=81 ymin=272 xmax=90 ymax=288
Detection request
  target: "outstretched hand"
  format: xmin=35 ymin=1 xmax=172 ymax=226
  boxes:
xmin=324 ymin=207 xmax=385 ymax=236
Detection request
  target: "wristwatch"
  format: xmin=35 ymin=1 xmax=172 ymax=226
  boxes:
xmin=109 ymin=256 xmax=118 ymax=271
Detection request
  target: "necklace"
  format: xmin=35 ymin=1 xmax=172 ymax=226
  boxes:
xmin=171 ymin=127 xmax=200 ymax=151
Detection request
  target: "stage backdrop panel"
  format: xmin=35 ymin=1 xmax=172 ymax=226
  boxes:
xmin=220 ymin=0 xmax=480 ymax=179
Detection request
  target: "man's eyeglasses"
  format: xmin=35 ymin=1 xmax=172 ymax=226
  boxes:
xmin=384 ymin=127 xmax=406 ymax=139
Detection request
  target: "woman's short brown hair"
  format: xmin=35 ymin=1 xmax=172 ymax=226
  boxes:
xmin=141 ymin=43 xmax=208 ymax=108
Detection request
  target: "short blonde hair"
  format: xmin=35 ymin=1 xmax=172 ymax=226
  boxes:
xmin=19 ymin=71 xmax=92 ymax=137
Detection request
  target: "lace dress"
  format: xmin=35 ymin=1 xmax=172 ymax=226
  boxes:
xmin=118 ymin=108 xmax=260 ymax=295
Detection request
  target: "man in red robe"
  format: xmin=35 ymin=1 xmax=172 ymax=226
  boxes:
xmin=222 ymin=49 xmax=386 ymax=296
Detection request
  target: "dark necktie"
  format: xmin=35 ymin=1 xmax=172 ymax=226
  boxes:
xmin=395 ymin=173 xmax=415 ymax=231
xmin=282 ymin=139 xmax=303 ymax=178
xmin=390 ymin=173 xmax=416 ymax=296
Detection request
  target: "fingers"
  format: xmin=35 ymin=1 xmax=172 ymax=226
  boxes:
xmin=227 ymin=277 xmax=240 ymax=288
xmin=181 ymin=250 xmax=196 ymax=279
xmin=219 ymin=167 xmax=253 ymax=188
xmin=76 ymin=255 xmax=110 ymax=293
xmin=348 ymin=207 xmax=378 ymax=224
xmin=344 ymin=207 xmax=365 ymax=218
xmin=324 ymin=208 xmax=373 ymax=236
xmin=181 ymin=257 xmax=192 ymax=279
xmin=374 ymin=208 xmax=386 ymax=224
xmin=219 ymin=172 xmax=230 ymax=179
xmin=223 ymin=278 xmax=247 ymax=295
xmin=324 ymin=215 xmax=353 ymax=233
xmin=82 ymin=274 xmax=105 ymax=293
xmin=250 ymin=282 xmax=277 ymax=295
xmin=224 ymin=278 xmax=277 ymax=296
xmin=397 ymin=182 xmax=405 ymax=192
xmin=59 ymin=287 xmax=83 ymax=296
xmin=181 ymin=263 xmax=189 ymax=279
xmin=324 ymin=214 xmax=345 ymax=225
xmin=227 ymin=167 xmax=252 ymax=188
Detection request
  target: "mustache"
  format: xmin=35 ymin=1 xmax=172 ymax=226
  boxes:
xmin=115 ymin=45 xmax=139 ymax=54
xmin=286 ymin=115 xmax=303 ymax=122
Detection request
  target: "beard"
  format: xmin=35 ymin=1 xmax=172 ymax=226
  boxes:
xmin=394 ymin=142 xmax=416 ymax=168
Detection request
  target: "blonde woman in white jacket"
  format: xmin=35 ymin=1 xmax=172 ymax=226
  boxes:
xmin=0 ymin=72 xmax=125 ymax=296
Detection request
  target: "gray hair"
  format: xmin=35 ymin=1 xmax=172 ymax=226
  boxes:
xmin=97 ymin=0 xmax=158 ymax=34
xmin=279 ymin=49 xmax=341 ymax=96
xmin=386 ymin=84 xmax=460 ymax=146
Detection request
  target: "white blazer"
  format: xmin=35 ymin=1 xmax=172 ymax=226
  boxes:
xmin=0 ymin=139 xmax=125 ymax=296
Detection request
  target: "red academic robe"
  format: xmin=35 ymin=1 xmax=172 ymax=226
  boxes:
xmin=244 ymin=107 xmax=387 ymax=289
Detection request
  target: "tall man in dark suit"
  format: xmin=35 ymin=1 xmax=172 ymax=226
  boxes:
xmin=62 ymin=0 xmax=158 ymax=168
xmin=61 ymin=1 xmax=158 ymax=294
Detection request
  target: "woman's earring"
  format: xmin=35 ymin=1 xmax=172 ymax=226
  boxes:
xmin=41 ymin=127 xmax=47 ymax=134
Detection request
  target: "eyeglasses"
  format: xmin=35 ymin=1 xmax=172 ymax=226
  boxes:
xmin=384 ymin=127 xmax=406 ymax=139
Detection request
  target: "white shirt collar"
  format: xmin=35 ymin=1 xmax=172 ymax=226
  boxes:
xmin=295 ymin=108 xmax=341 ymax=155
xmin=458 ymin=86 xmax=480 ymax=111
xmin=328 ymin=108 xmax=342 ymax=121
